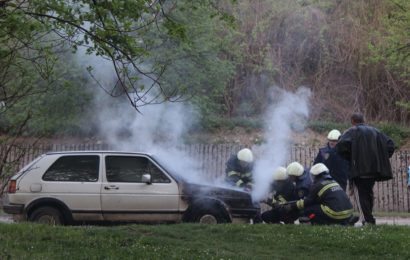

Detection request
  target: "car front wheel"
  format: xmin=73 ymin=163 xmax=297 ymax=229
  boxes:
xmin=192 ymin=207 xmax=230 ymax=224
xmin=29 ymin=206 xmax=64 ymax=225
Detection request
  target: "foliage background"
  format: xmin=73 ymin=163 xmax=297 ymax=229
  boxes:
xmin=0 ymin=0 xmax=409 ymax=138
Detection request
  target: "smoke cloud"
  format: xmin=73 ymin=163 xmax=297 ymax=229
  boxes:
xmin=73 ymin=45 xmax=209 ymax=184
xmin=252 ymin=87 xmax=311 ymax=201
xmin=76 ymin=47 xmax=311 ymax=196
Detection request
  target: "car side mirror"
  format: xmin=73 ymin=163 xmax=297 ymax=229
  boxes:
xmin=142 ymin=174 xmax=152 ymax=184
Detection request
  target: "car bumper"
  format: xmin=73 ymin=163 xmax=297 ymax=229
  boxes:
xmin=3 ymin=203 xmax=24 ymax=214
xmin=230 ymin=207 xmax=259 ymax=219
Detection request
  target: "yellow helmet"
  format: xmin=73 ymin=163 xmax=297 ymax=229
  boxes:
xmin=327 ymin=129 xmax=341 ymax=141
xmin=237 ymin=148 xmax=253 ymax=163
xmin=273 ymin=167 xmax=287 ymax=181
xmin=310 ymin=163 xmax=329 ymax=176
xmin=286 ymin=162 xmax=304 ymax=177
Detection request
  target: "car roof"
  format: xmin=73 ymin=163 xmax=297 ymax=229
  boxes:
xmin=45 ymin=150 xmax=153 ymax=156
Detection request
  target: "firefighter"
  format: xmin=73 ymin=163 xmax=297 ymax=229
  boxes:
xmin=261 ymin=167 xmax=299 ymax=224
xmin=286 ymin=161 xmax=312 ymax=199
xmin=285 ymin=163 xmax=356 ymax=225
xmin=313 ymin=129 xmax=349 ymax=191
xmin=225 ymin=148 xmax=254 ymax=191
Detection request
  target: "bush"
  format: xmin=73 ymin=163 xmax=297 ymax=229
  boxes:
xmin=375 ymin=122 xmax=410 ymax=147
xmin=308 ymin=120 xmax=350 ymax=134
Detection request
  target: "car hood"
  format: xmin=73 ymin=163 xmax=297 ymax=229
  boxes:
xmin=181 ymin=182 xmax=258 ymax=209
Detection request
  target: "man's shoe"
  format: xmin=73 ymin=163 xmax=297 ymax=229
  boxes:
xmin=298 ymin=216 xmax=311 ymax=224
xmin=362 ymin=220 xmax=376 ymax=226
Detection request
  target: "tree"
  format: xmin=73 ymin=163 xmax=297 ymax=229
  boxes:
xmin=1 ymin=0 xmax=232 ymax=111
xmin=0 ymin=0 xmax=234 ymax=188
xmin=368 ymin=0 xmax=410 ymax=111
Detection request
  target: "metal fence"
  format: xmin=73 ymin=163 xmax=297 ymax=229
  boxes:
xmin=1 ymin=143 xmax=409 ymax=212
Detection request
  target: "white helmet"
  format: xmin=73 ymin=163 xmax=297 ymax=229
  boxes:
xmin=310 ymin=163 xmax=329 ymax=176
xmin=273 ymin=167 xmax=287 ymax=181
xmin=237 ymin=148 xmax=253 ymax=163
xmin=327 ymin=129 xmax=341 ymax=141
xmin=286 ymin=162 xmax=304 ymax=177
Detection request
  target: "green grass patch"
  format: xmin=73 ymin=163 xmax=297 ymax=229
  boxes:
xmin=308 ymin=120 xmax=350 ymax=134
xmin=1 ymin=223 xmax=410 ymax=259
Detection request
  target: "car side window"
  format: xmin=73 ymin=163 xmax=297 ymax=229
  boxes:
xmin=105 ymin=156 xmax=170 ymax=183
xmin=43 ymin=155 xmax=99 ymax=182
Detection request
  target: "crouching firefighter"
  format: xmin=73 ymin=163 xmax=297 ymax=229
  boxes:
xmin=225 ymin=148 xmax=254 ymax=191
xmin=285 ymin=163 xmax=355 ymax=225
xmin=261 ymin=167 xmax=299 ymax=224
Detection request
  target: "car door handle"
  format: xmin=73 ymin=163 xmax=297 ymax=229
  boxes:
xmin=104 ymin=185 xmax=119 ymax=190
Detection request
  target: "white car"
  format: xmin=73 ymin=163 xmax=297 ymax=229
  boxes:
xmin=2 ymin=151 xmax=258 ymax=225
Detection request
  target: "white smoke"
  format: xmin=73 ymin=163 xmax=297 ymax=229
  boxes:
xmin=252 ymin=87 xmax=311 ymax=201
xmin=74 ymin=46 xmax=207 ymax=183
xmin=75 ymin=45 xmax=311 ymax=194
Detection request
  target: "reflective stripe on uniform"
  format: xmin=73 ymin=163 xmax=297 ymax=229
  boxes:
xmin=320 ymin=205 xmax=353 ymax=219
xmin=296 ymin=199 xmax=304 ymax=209
xmin=236 ymin=179 xmax=244 ymax=187
xmin=277 ymin=195 xmax=287 ymax=204
xmin=271 ymin=197 xmax=277 ymax=204
xmin=228 ymin=171 xmax=240 ymax=177
xmin=318 ymin=182 xmax=339 ymax=197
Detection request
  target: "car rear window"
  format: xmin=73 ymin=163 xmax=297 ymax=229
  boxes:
xmin=42 ymin=155 xmax=100 ymax=182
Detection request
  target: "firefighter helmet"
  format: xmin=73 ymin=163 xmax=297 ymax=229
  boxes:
xmin=273 ymin=167 xmax=287 ymax=181
xmin=310 ymin=163 xmax=329 ymax=176
xmin=327 ymin=129 xmax=341 ymax=141
xmin=237 ymin=148 xmax=253 ymax=163
xmin=286 ymin=162 xmax=304 ymax=177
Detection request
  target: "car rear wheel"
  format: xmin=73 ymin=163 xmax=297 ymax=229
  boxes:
xmin=29 ymin=206 xmax=64 ymax=225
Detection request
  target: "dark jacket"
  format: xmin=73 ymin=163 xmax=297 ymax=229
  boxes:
xmin=270 ymin=179 xmax=299 ymax=205
xmin=336 ymin=124 xmax=395 ymax=181
xmin=295 ymin=174 xmax=353 ymax=220
xmin=314 ymin=144 xmax=349 ymax=190
xmin=294 ymin=170 xmax=312 ymax=199
xmin=225 ymin=154 xmax=254 ymax=188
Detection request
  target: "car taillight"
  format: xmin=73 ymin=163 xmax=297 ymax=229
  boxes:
xmin=8 ymin=180 xmax=16 ymax=193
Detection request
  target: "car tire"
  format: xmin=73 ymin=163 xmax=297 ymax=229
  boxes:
xmin=29 ymin=206 xmax=64 ymax=225
xmin=191 ymin=207 xmax=230 ymax=224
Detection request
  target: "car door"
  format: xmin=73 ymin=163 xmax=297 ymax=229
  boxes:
xmin=101 ymin=154 xmax=181 ymax=222
xmin=40 ymin=154 xmax=103 ymax=221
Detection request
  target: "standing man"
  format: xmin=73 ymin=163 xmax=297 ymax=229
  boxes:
xmin=225 ymin=148 xmax=254 ymax=191
xmin=314 ymin=129 xmax=349 ymax=191
xmin=336 ymin=112 xmax=395 ymax=225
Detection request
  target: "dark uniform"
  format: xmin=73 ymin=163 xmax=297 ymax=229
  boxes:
xmin=291 ymin=174 xmax=353 ymax=225
xmin=225 ymin=154 xmax=254 ymax=190
xmin=261 ymin=179 xmax=299 ymax=224
xmin=314 ymin=144 xmax=349 ymax=191
xmin=294 ymin=170 xmax=312 ymax=199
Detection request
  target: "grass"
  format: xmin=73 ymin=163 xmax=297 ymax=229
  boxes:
xmin=1 ymin=223 xmax=410 ymax=259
